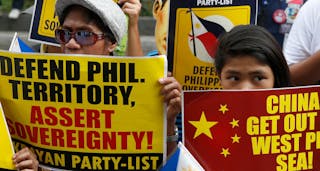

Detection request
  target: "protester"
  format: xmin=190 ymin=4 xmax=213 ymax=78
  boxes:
xmin=42 ymin=0 xmax=143 ymax=55
xmin=257 ymin=0 xmax=287 ymax=46
xmin=150 ymin=0 xmax=184 ymax=144
xmin=284 ymin=0 xmax=320 ymax=85
xmin=52 ymin=0 xmax=143 ymax=56
xmin=215 ymin=25 xmax=291 ymax=89
xmin=257 ymin=0 xmax=290 ymax=47
xmin=13 ymin=147 xmax=39 ymax=171
xmin=118 ymin=0 xmax=143 ymax=56
xmin=257 ymin=0 xmax=306 ymax=47
xmin=54 ymin=0 xmax=181 ymax=154
xmin=150 ymin=0 xmax=168 ymax=56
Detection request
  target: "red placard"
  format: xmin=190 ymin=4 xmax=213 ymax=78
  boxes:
xmin=183 ymin=86 xmax=320 ymax=171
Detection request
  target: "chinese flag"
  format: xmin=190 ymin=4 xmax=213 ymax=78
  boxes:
xmin=183 ymin=87 xmax=320 ymax=171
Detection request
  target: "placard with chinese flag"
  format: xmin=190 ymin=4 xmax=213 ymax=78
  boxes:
xmin=183 ymin=86 xmax=320 ymax=170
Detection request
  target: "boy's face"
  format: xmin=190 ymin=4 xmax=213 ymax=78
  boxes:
xmin=153 ymin=0 xmax=169 ymax=55
xmin=220 ymin=55 xmax=275 ymax=90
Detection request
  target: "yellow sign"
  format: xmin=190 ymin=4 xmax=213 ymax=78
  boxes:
xmin=173 ymin=6 xmax=251 ymax=90
xmin=0 ymin=103 xmax=15 ymax=170
xmin=0 ymin=51 xmax=166 ymax=170
xmin=30 ymin=0 xmax=59 ymax=44
xmin=38 ymin=0 xmax=59 ymax=38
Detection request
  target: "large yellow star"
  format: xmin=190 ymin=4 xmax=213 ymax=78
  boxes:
xmin=219 ymin=104 xmax=229 ymax=114
xmin=189 ymin=111 xmax=218 ymax=139
xmin=221 ymin=148 xmax=230 ymax=158
xmin=229 ymin=118 xmax=239 ymax=128
xmin=231 ymin=134 xmax=241 ymax=143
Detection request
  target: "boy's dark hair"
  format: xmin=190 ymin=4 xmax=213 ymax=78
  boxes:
xmin=215 ymin=24 xmax=291 ymax=88
xmin=60 ymin=5 xmax=117 ymax=44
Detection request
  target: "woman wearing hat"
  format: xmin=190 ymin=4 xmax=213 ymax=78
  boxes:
xmin=54 ymin=0 xmax=181 ymax=157
xmin=8 ymin=1 xmax=152 ymax=171
xmin=40 ymin=0 xmax=143 ymax=56
xmin=55 ymin=0 xmax=132 ymax=55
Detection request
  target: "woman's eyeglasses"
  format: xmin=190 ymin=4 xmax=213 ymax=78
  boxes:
xmin=55 ymin=29 xmax=106 ymax=46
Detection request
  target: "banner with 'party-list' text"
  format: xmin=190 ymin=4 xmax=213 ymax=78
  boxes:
xmin=0 ymin=51 xmax=167 ymax=171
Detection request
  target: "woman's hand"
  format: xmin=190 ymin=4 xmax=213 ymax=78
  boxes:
xmin=118 ymin=0 xmax=142 ymax=26
xmin=13 ymin=147 xmax=39 ymax=171
xmin=159 ymin=72 xmax=182 ymax=132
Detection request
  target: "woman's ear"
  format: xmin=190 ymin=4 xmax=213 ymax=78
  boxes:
xmin=153 ymin=0 xmax=162 ymax=18
xmin=106 ymin=43 xmax=117 ymax=54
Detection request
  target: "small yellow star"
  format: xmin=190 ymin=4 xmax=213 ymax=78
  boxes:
xmin=231 ymin=134 xmax=241 ymax=143
xmin=221 ymin=148 xmax=230 ymax=158
xmin=189 ymin=111 xmax=218 ymax=139
xmin=219 ymin=104 xmax=229 ymax=114
xmin=229 ymin=118 xmax=239 ymax=128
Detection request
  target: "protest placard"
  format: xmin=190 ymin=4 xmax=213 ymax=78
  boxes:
xmin=29 ymin=0 xmax=59 ymax=45
xmin=167 ymin=0 xmax=258 ymax=90
xmin=0 ymin=51 xmax=167 ymax=170
xmin=183 ymin=86 xmax=320 ymax=170
xmin=0 ymin=102 xmax=15 ymax=170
